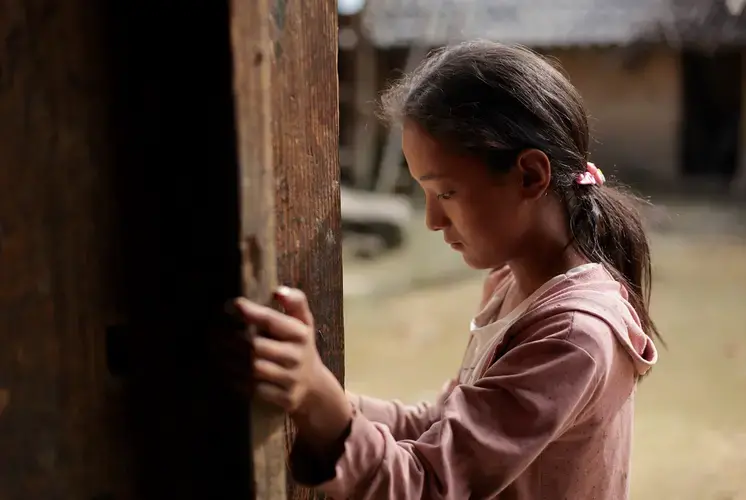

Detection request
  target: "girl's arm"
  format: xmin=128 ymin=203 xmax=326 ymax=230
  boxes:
xmin=345 ymin=379 xmax=457 ymax=442
xmin=330 ymin=268 xmax=502 ymax=442
xmin=290 ymin=330 xmax=604 ymax=499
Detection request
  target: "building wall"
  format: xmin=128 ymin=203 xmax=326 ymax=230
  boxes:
xmin=344 ymin=45 xmax=689 ymax=188
xmin=548 ymin=47 xmax=682 ymax=183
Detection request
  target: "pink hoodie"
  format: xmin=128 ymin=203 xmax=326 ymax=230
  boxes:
xmin=290 ymin=264 xmax=658 ymax=499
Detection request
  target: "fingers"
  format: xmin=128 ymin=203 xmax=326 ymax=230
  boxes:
xmin=254 ymin=382 xmax=294 ymax=409
xmin=234 ymin=297 xmax=307 ymax=342
xmin=253 ymin=359 xmax=294 ymax=387
xmin=212 ymin=336 xmax=299 ymax=396
xmin=251 ymin=346 xmax=304 ymax=412
xmin=222 ymin=288 xmax=317 ymax=415
xmin=274 ymin=286 xmax=314 ymax=327
xmin=253 ymin=336 xmax=301 ymax=368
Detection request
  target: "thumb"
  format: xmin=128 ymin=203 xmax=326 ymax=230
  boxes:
xmin=274 ymin=286 xmax=314 ymax=327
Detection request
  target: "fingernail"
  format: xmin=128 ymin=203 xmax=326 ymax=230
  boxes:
xmin=274 ymin=286 xmax=291 ymax=298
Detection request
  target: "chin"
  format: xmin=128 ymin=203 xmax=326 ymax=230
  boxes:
xmin=460 ymin=252 xmax=493 ymax=270
xmin=459 ymin=249 xmax=506 ymax=270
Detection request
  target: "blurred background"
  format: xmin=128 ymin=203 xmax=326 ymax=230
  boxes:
xmin=336 ymin=0 xmax=746 ymax=498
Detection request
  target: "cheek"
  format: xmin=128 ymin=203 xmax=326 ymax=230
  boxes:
xmin=466 ymin=193 xmax=523 ymax=242
xmin=452 ymin=205 xmax=497 ymax=243
xmin=442 ymin=201 xmax=471 ymax=231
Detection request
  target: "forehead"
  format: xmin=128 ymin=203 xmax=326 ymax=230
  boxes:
xmin=401 ymin=122 xmax=483 ymax=180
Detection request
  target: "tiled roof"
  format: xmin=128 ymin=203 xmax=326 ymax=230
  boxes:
xmin=362 ymin=0 xmax=746 ymax=48
xmin=661 ymin=0 xmax=746 ymax=46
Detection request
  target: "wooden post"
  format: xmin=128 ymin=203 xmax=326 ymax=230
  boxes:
xmin=272 ymin=0 xmax=343 ymax=380
xmin=731 ymin=50 xmax=746 ymax=197
xmin=230 ymin=0 xmax=343 ymax=497
xmin=0 ymin=3 xmax=136 ymax=498
xmin=375 ymin=47 xmax=428 ymax=193
xmin=269 ymin=3 xmax=344 ymax=498
xmin=229 ymin=0 xmax=286 ymax=498
xmin=0 ymin=0 xmax=341 ymax=499
xmin=352 ymin=15 xmax=379 ymax=190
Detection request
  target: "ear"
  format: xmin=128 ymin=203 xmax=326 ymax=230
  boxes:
xmin=515 ymin=149 xmax=551 ymax=200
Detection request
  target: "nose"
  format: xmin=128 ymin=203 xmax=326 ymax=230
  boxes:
xmin=425 ymin=198 xmax=449 ymax=232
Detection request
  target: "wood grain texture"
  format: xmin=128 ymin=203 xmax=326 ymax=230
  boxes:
xmin=269 ymin=2 xmax=343 ymax=499
xmin=1 ymin=0 xmax=249 ymax=498
xmin=352 ymin=14 xmax=379 ymax=190
xmin=0 ymin=1 xmax=134 ymax=498
xmin=1 ymin=0 xmax=341 ymax=498
xmin=229 ymin=0 xmax=287 ymax=498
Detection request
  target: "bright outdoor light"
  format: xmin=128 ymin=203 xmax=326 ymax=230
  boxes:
xmin=338 ymin=0 xmax=366 ymax=16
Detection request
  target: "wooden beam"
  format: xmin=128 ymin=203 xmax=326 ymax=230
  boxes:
xmin=229 ymin=0 xmax=286 ymax=498
xmin=351 ymin=16 xmax=379 ymax=190
xmin=1 ymin=0 xmax=287 ymax=497
xmin=1 ymin=1 xmax=341 ymax=499
xmin=731 ymin=50 xmax=746 ymax=197
xmin=375 ymin=47 xmax=428 ymax=193
xmin=101 ymin=1 xmax=259 ymax=496
xmin=269 ymin=2 xmax=343 ymax=499
xmin=0 ymin=3 xmax=136 ymax=498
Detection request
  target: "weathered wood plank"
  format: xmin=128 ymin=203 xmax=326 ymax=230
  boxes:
xmin=0 ymin=2 xmax=134 ymax=498
xmin=351 ymin=16 xmax=379 ymax=190
xmin=1 ymin=1 xmax=342 ymax=498
xmin=1 ymin=0 xmax=253 ymax=497
xmin=731 ymin=52 xmax=746 ymax=196
xmin=375 ymin=47 xmax=428 ymax=193
xmin=228 ymin=0 xmax=287 ymax=498
xmin=270 ymin=2 xmax=343 ymax=499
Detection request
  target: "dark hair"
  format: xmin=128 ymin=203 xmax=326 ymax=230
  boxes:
xmin=380 ymin=40 xmax=661 ymax=343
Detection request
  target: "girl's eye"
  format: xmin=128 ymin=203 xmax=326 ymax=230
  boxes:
xmin=437 ymin=190 xmax=456 ymax=200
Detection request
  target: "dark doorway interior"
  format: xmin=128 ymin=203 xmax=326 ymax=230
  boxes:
xmin=681 ymin=50 xmax=742 ymax=180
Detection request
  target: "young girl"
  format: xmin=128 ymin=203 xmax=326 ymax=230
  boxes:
xmin=236 ymin=41 xmax=659 ymax=499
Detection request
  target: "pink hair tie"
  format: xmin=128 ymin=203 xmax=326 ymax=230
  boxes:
xmin=576 ymin=162 xmax=605 ymax=186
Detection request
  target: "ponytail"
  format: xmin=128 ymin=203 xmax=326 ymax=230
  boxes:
xmin=568 ymin=182 xmax=662 ymax=344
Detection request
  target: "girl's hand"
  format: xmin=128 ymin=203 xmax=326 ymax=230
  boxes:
xmin=234 ymin=286 xmax=322 ymax=414
xmin=234 ymin=287 xmax=352 ymax=448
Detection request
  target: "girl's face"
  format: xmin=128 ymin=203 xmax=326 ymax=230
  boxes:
xmin=402 ymin=122 xmax=547 ymax=270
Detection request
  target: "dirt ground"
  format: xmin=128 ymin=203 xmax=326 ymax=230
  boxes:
xmin=342 ymin=201 xmax=746 ymax=499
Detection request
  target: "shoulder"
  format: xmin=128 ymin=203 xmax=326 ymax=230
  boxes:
xmin=509 ymin=309 xmax=619 ymax=374
xmin=565 ymin=311 xmax=620 ymax=372
xmin=483 ymin=314 xmax=606 ymax=400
